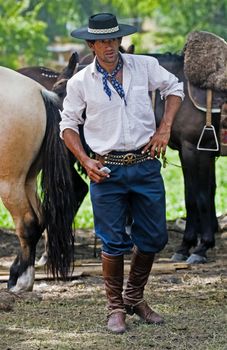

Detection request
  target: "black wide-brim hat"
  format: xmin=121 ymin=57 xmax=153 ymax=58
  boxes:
xmin=71 ymin=13 xmax=137 ymax=40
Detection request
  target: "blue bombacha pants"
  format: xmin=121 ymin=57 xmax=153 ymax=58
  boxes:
xmin=90 ymin=158 xmax=168 ymax=256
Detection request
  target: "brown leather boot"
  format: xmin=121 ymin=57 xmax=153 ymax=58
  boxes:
xmin=102 ymin=252 xmax=126 ymax=334
xmin=123 ymin=247 xmax=164 ymax=324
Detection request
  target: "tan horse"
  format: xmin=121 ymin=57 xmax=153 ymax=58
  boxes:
xmin=0 ymin=66 xmax=78 ymax=292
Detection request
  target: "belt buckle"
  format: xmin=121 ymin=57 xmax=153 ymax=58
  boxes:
xmin=123 ymin=153 xmax=136 ymax=165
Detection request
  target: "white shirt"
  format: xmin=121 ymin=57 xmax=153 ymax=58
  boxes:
xmin=60 ymin=54 xmax=184 ymax=155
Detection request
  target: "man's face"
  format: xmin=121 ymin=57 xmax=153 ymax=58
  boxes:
xmin=89 ymin=38 xmax=122 ymax=66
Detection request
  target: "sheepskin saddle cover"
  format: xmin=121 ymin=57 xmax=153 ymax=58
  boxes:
xmin=184 ymin=31 xmax=227 ymax=91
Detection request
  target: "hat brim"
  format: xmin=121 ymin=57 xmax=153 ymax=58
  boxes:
xmin=71 ymin=23 xmax=137 ymax=40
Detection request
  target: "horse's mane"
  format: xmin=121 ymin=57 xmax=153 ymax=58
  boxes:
xmin=147 ymin=52 xmax=184 ymax=63
xmin=145 ymin=52 xmax=184 ymax=76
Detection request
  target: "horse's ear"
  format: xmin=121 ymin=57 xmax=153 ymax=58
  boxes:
xmin=126 ymin=44 xmax=135 ymax=54
xmin=68 ymin=51 xmax=79 ymax=70
xmin=59 ymin=51 xmax=79 ymax=80
xmin=119 ymin=44 xmax=135 ymax=54
xmin=119 ymin=45 xmax=125 ymax=53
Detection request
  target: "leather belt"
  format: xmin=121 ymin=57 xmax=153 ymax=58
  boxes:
xmin=96 ymin=150 xmax=151 ymax=166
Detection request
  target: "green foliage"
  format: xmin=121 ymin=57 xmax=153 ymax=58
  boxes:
xmin=0 ymin=0 xmax=48 ymax=68
xmin=0 ymin=200 xmax=14 ymax=228
xmin=101 ymin=0 xmax=227 ymax=52
xmin=140 ymin=0 xmax=227 ymax=52
xmin=100 ymin=0 xmax=158 ymax=19
xmin=1 ymin=0 xmax=227 ymax=67
xmin=35 ymin=0 xmax=116 ymax=41
xmin=74 ymin=192 xmax=94 ymax=229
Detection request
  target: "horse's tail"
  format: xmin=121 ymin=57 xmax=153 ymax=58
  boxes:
xmin=40 ymin=89 xmax=76 ymax=279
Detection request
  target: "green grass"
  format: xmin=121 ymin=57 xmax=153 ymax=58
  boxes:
xmin=0 ymin=149 xmax=226 ymax=229
xmin=162 ymin=149 xmax=227 ymax=219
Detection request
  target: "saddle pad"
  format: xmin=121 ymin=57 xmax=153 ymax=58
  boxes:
xmin=184 ymin=31 xmax=227 ymax=91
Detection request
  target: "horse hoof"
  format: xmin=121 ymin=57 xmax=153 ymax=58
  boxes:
xmin=171 ymin=253 xmax=188 ymax=262
xmin=221 ymin=231 xmax=227 ymax=240
xmin=174 ymin=218 xmax=186 ymax=232
xmin=186 ymin=254 xmax=207 ymax=264
xmin=36 ymin=254 xmax=48 ymax=266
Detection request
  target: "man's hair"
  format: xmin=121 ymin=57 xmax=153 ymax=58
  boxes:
xmin=87 ymin=40 xmax=95 ymax=44
xmin=86 ymin=38 xmax=122 ymax=45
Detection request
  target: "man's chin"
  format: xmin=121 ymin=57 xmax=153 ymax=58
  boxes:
xmin=105 ymin=55 xmax=118 ymax=63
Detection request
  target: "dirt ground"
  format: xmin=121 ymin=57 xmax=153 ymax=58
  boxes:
xmin=0 ymin=220 xmax=227 ymax=350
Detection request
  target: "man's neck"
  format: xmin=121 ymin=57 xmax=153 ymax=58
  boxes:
xmin=96 ymin=57 xmax=119 ymax=74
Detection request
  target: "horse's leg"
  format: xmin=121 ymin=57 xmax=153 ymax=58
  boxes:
xmin=171 ymin=145 xmax=200 ymax=261
xmin=187 ymin=154 xmax=217 ymax=263
xmin=210 ymin=163 xmax=219 ymax=233
xmin=36 ymin=230 xmax=48 ymax=266
xmin=1 ymin=179 xmax=43 ymax=292
xmin=25 ymin=173 xmax=48 ymax=267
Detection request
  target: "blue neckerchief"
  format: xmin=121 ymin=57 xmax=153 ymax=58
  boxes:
xmin=96 ymin=55 xmax=126 ymax=105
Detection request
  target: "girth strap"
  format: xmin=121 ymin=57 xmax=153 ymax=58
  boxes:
xmin=206 ymin=89 xmax=212 ymax=127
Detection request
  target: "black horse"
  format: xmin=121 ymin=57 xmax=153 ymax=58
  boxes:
xmin=151 ymin=53 xmax=226 ymax=263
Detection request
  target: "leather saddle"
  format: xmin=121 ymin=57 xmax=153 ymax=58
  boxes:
xmin=188 ymin=82 xmax=226 ymax=113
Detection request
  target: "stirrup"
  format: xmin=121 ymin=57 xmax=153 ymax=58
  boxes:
xmin=197 ymin=124 xmax=219 ymax=151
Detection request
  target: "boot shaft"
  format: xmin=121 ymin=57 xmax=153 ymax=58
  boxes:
xmin=101 ymin=252 xmax=124 ymax=310
xmin=124 ymin=247 xmax=155 ymax=304
xmin=102 ymin=253 xmax=126 ymax=333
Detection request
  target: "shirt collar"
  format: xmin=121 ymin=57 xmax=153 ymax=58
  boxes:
xmin=121 ymin=53 xmax=132 ymax=68
xmin=91 ymin=57 xmax=97 ymax=77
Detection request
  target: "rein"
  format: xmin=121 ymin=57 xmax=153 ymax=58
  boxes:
xmin=161 ymin=155 xmax=182 ymax=169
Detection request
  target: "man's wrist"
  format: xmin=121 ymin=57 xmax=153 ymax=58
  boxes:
xmin=161 ymin=119 xmax=172 ymax=129
xmin=79 ymin=154 xmax=90 ymax=168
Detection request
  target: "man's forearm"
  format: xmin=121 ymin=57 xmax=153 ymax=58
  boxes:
xmin=161 ymin=95 xmax=182 ymax=129
xmin=62 ymin=128 xmax=90 ymax=167
xmin=142 ymin=95 xmax=182 ymax=158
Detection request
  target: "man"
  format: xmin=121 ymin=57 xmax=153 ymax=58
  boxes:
xmin=60 ymin=13 xmax=184 ymax=334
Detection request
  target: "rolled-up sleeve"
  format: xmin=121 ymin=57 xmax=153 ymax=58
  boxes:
xmin=147 ymin=57 xmax=184 ymax=100
xmin=59 ymin=77 xmax=86 ymax=139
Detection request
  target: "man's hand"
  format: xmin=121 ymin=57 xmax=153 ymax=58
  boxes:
xmin=142 ymin=120 xmax=171 ymax=159
xmin=62 ymin=129 xmax=110 ymax=183
xmin=83 ymin=158 xmax=110 ymax=183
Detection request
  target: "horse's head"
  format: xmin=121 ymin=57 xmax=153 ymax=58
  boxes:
xmin=51 ymin=51 xmax=79 ymax=108
xmin=52 ymin=78 xmax=68 ymax=108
